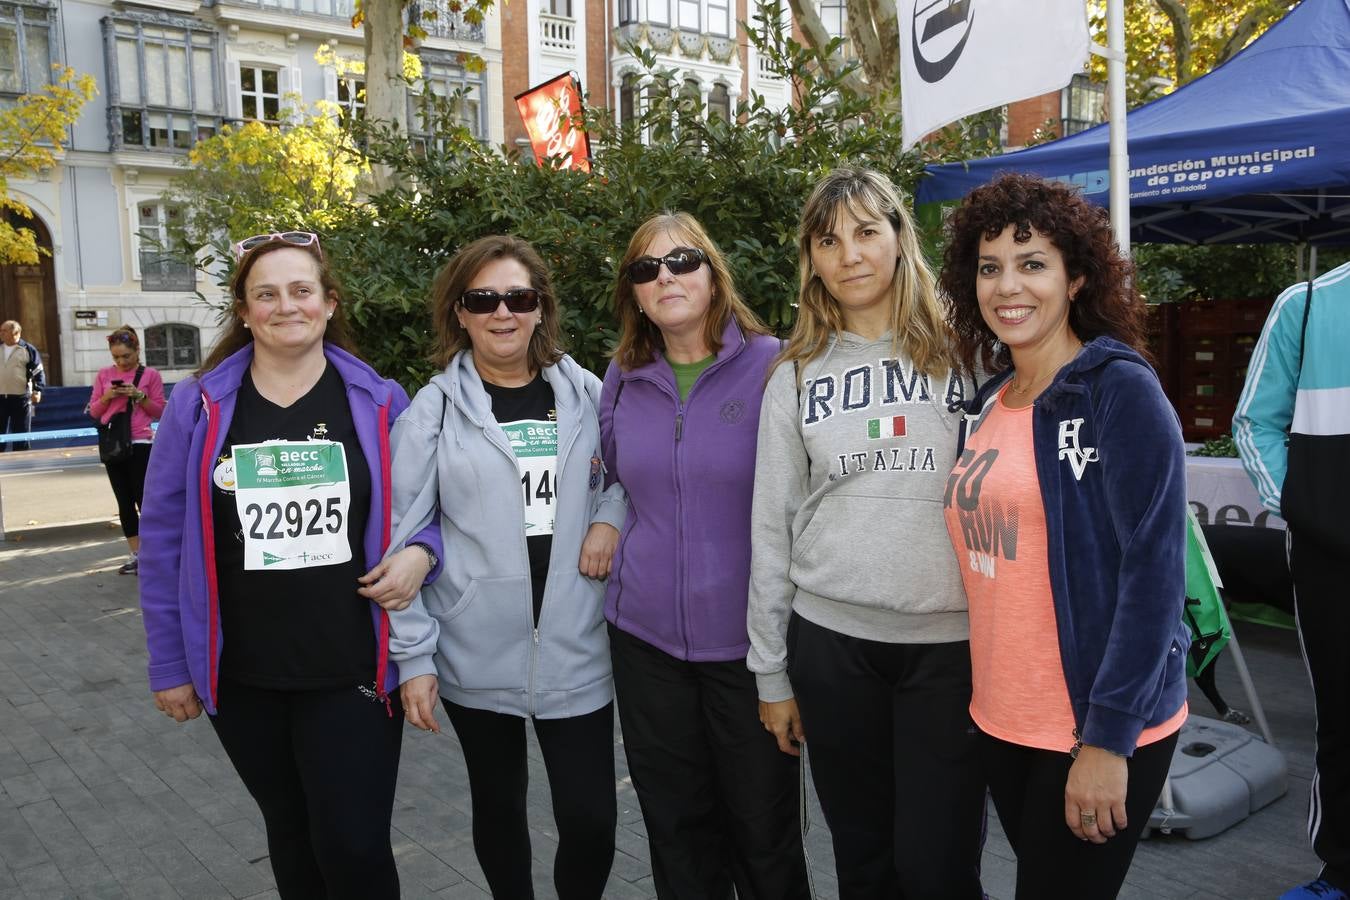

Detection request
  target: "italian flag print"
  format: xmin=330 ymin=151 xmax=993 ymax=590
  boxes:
xmin=867 ymin=416 xmax=907 ymax=439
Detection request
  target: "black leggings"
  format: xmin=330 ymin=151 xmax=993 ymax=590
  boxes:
xmin=209 ymin=680 xmax=403 ymax=900
xmin=980 ymin=728 xmax=1180 ymax=900
xmin=788 ymin=614 xmax=986 ymax=900
xmin=608 ymin=624 xmax=809 ymax=900
xmin=104 ymin=442 xmax=151 ymax=539
xmin=443 ymin=698 xmax=616 ymax=900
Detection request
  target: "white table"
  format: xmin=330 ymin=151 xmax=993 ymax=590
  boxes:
xmin=1185 ymin=456 xmax=1286 ymax=530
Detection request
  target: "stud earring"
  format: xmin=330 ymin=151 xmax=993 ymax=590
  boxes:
xmin=327 ymin=312 xmax=333 ymax=320
xmin=242 ymin=322 xmax=250 ymax=330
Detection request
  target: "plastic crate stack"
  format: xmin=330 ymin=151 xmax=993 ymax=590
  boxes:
xmin=1147 ymin=298 xmax=1273 ymax=443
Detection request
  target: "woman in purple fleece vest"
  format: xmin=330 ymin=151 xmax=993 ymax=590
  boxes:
xmin=598 ymin=212 xmax=810 ymax=899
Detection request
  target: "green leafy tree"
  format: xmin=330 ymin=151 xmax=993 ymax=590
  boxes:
xmin=163 ymin=101 xmax=368 ymax=273
xmin=322 ymin=29 xmax=993 ymax=386
xmin=0 ymin=66 xmax=96 ymax=264
xmin=785 ymin=0 xmax=1292 ymax=110
xmin=1088 ymin=0 xmax=1290 ymax=104
xmin=169 ymin=14 xmax=1008 ymax=388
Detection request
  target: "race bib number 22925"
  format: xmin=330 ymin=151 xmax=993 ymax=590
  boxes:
xmin=231 ymin=440 xmax=352 ymax=571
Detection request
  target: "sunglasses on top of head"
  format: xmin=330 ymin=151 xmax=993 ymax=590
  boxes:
xmin=459 ymin=288 xmax=541 ymax=315
xmin=232 ymin=231 xmax=323 ymax=261
xmin=626 ymin=247 xmax=708 ymax=284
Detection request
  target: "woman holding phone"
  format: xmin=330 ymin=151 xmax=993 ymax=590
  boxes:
xmin=89 ymin=325 xmax=165 ymax=574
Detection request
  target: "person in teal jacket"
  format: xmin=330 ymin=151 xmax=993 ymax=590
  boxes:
xmin=385 ymin=235 xmax=627 ymax=900
xmin=1234 ymin=259 xmax=1350 ymax=900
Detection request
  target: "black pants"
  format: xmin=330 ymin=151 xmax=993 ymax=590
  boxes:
xmin=442 ymin=698 xmax=616 ymax=900
xmin=208 ymin=680 xmax=403 ymax=900
xmin=608 ymin=624 xmax=810 ymax=900
xmin=788 ymin=613 xmax=985 ymax=900
xmin=980 ymin=728 xmax=1178 ymax=899
xmin=104 ymin=443 xmax=151 ymax=538
xmin=0 ymin=395 xmax=31 ymax=451
xmin=1291 ymin=528 xmax=1350 ymax=890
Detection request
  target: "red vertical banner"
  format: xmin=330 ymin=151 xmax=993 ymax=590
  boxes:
xmin=514 ymin=72 xmax=592 ymax=173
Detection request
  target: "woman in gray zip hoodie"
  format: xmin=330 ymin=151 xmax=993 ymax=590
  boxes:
xmin=384 ymin=236 xmax=627 ymax=900
xmin=747 ymin=169 xmax=985 ymax=898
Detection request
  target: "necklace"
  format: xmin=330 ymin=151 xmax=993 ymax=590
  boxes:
xmin=1009 ymin=343 xmax=1082 ymax=395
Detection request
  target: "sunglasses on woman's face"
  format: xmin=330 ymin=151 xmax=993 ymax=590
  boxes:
xmin=627 ymin=247 xmax=708 ymax=284
xmin=232 ymin=231 xmax=323 ymax=261
xmin=459 ymin=288 xmax=541 ymax=315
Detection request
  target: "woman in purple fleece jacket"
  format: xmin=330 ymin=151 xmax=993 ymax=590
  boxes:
xmin=137 ymin=233 xmax=441 ymax=900
xmin=598 ymin=212 xmax=810 ymax=899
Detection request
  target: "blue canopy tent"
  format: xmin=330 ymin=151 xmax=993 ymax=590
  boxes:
xmin=916 ymin=0 xmax=1350 ymax=246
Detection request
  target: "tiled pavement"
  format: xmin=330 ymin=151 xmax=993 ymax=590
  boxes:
xmin=0 ymin=523 xmax=1323 ymax=899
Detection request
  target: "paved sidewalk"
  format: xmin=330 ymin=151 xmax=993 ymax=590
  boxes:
xmin=0 ymin=448 xmax=118 ymax=538
xmin=0 ymin=522 xmax=1323 ymax=899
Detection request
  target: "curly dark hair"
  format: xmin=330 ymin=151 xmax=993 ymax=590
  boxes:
xmin=939 ymin=172 xmax=1146 ymax=373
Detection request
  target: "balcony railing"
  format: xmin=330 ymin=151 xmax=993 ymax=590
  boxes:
xmin=139 ymin=250 xmax=196 ymax=292
xmin=110 ymin=106 xmax=222 ymax=152
xmin=214 ymin=0 xmax=356 ymax=18
xmin=756 ymin=53 xmax=783 ymax=82
xmin=410 ymin=0 xmax=485 ymax=41
xmin=539 ymin=12 xmax=575 ymax=54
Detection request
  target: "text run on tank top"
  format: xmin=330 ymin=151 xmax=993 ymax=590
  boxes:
xmin=484 ymin=373 xmax=557 ymax=625
xmin=211 ymin=363 xmax=376 ymax=690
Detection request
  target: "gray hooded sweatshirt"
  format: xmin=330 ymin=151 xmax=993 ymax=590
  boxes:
xmin=747 ymin=333 xmax=976 ymax=703
xmin=386 ymin=351 xmax=628 ymax=719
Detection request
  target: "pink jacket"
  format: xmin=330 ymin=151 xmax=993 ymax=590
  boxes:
xmin=89 ymin=364 xmax=166 ymax=441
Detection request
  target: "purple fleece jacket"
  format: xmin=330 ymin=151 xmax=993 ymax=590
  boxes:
xmin=600 ymin=320 xmax=779 ymax=661
xmin=137 ymin=343 xmax=442 ymax=714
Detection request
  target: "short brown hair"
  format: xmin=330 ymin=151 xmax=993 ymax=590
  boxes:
xmin=612 ymin=212 xmax=768 ymax=371
xmin=429 ymin=235 xmax=565 ymax=371
xmin=198 ymin=237 xmax=359 ymax=376
xmin=940 ymin=172 xmax=1145 ymax=373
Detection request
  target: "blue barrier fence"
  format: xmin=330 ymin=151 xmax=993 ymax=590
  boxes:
xmin=0 ymin=383 xmax=176 ymax=448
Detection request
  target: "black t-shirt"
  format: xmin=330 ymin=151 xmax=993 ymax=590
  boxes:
xmin=483 ymin=374 xmax=555 ymax=625
xmin=212 ymin=364 xmax=375 ymax=689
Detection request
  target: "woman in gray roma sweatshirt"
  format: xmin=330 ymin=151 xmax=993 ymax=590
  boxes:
xmin=747 ymin=167 xmax=986 ymax=899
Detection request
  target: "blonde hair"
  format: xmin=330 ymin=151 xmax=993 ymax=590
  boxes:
xmin=612 ymin=212 xmax=769 ymax=371
xmin=777 ymin=167 xmax=953 ymax=378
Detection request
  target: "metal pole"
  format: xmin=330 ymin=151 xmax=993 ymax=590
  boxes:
xmin=1225 ymin=629 xmax=1276 ymax=746
xmin=1108 ymin=0 xmax=1130 ymax=256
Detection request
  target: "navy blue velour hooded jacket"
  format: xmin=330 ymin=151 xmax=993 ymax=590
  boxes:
xmin=956 ymin=336 xmax=1191 ymax=757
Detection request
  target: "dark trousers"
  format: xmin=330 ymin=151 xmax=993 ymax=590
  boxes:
xmin=442 ymin=698 xmax=616 ymax=900
xmin=788 ymin=613 xmax=985 ymax=900
xmin=0 ymin=395 xmax=31 ymax=451
xmin=208 ymin=680 xmax=403 ymax=900
xmin=608 ymin=624 xmax=810 ymax=900
xmin=1291 ymin=528 xmax=1350 ymax=890
xmin=980 ymin=729 xmax=1178 ymax=899
xmin=104 ymin=443 xmax=151 ymax=539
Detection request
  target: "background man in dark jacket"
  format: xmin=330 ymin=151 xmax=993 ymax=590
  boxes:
xmin=0 ymin=320 xmax=45 ymax=451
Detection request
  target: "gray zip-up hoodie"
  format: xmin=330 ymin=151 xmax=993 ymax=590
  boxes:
xmin=386 ymin=351 xmax=628 ymax=719
xmin=747 ymin=333 xmax=977 ymax=702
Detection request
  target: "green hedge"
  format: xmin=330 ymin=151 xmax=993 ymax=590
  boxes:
xmin=319 ymin=37 xmax=1001 ymax=389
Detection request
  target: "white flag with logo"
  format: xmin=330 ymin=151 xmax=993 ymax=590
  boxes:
xmin=900 ymin=0 xmax=1090 ymax=148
